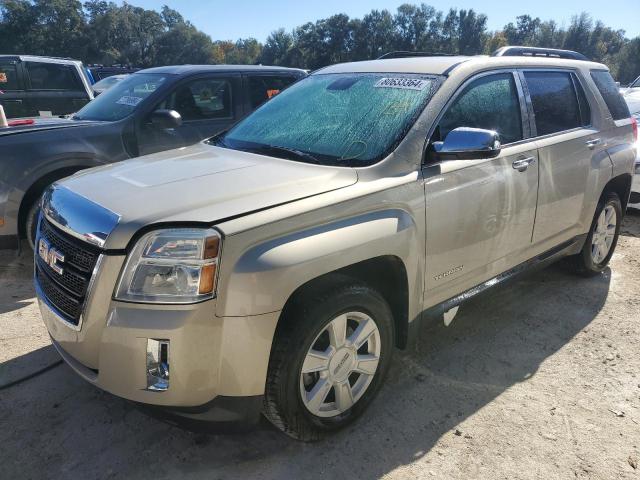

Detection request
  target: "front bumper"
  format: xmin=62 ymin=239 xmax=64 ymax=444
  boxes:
xmin=36 ymin=252 xmax=280 ymax=409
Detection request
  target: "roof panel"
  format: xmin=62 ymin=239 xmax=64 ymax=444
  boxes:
xmin=315 ymin=56 xmax=473 ymax=75
xmin=138 ymin=64 xmax=307 ymax=75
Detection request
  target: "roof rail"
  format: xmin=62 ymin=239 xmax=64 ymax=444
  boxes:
xmin=377 ymin=51 xmax=457 ymax=60
xmin=492 ymin=46 xmax=588 ymax=61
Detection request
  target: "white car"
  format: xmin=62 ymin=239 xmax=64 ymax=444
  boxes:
xmin=625 ymin=92 xmax=640 ymax=209
xmin=91 ymin=73 xmax=129 ymax=96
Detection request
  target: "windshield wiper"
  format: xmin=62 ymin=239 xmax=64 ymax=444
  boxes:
xmin=245 ymin=144 xmax=324 ymax=165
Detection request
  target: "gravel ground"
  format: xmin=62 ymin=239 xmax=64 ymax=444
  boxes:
xmin=1 ymin=211 xmax=639 ymax=480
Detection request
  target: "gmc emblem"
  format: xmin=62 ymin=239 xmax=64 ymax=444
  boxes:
xmin=38 ymin=238 xmax=65 ymax=275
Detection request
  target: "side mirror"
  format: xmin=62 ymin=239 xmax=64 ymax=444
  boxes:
xmin=149 ymin=109 xmax=182 ymax=129
xmin=429 ymin=127 xmax=501 ymax=161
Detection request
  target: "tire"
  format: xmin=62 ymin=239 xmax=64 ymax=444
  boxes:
xmin=566 ymin=192 xmax=622 ymax=276
xmin=263 ymin=275 xmax=394 ymax=441
xmin=24 ymin=198 xmax=41 ymax=251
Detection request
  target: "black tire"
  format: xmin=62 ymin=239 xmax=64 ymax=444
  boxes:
xmin=566 ymin=192 xmax=622 ymax=276
xmin=24 ymin=198 xmax=41 ymax=251
xmin=263 ymin=275 xmax=394 ymax=441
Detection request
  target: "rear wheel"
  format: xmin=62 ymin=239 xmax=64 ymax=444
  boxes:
xmin=263 ymin=276 xmax=394 ymax=441
xmin=567 ymin=192 xmax=622 ymax=276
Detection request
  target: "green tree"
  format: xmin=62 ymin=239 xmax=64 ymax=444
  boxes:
xmin=457 ymin=9 xmax=487 ymax=54
xmin=352 ymin=9 xmax=394 ymax=60
xmin=260 ymin=28 xmax=294 ymax=65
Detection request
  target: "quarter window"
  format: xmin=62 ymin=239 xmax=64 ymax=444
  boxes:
xmin=26 ymin=62 xmax=82 ymax=90
xmin=437 ymin=73 xmax=523 ymax=145
xmin=163 ymin=78 xmax=233 ymax=121
xmin=590 ymin=70 xmax=631 ymax=121
xmin=248 ymin=75 xmax=297 ymax=108
xmin=524 ymin=71 xmax=583 ymax=136
xmin=0 ymin=62 xmax=19 ymax=90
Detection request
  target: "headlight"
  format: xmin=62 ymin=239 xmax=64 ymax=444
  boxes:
xmin=115 ymin=228 xmax=221 ymax=304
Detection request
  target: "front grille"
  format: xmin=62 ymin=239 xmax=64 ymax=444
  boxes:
xmin=39 ymin=217 xmax=99 ymax=273
xmin=36 ymin=217 xmax=101 ymax=325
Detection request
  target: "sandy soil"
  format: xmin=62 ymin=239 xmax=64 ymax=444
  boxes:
xmin=1 ymin=211 xmax=639 ymax=480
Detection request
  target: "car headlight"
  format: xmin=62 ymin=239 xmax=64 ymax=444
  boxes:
xmin=115 ymin=228 xmax=221 ymax=304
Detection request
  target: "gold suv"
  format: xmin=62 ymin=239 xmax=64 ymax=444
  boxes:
xmin=36 ymin=47 xmax=637 ymax=440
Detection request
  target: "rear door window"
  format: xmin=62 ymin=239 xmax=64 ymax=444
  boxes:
xmin=26 ymin=62 xmax=82 ymax=91
xmin=248 ymin=75 xmax=298 ymax=108
xmin=590 ymin=70 xmax=631 ymax=120
xmin=437 ymin=72 xmax=523 ymax=145
xmin=0 ymin=62 xmax=20 ymax=90
xmin=524 ymin=71 xmax=582 ymax=136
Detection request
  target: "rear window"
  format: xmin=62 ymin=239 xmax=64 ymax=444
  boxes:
xmin=590 ymin=70 xmax=631 ymax=120
xmin=26 ymin=62 xmax=82 ymax=91
xmin=0 ymin=62 xmax=19 ymax=90
xmin=524 ymin=71 xmax=584 ymax=136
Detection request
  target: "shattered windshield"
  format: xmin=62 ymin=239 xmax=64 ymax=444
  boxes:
xmin=216 ymin=73 xmax=440 ymax=166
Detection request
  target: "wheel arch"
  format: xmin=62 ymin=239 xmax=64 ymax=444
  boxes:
xmin=278 ymin=256 xmax=410 ymax=350
xmin=601 ymin=173 xmax=633 ymax=211
xmin=16 ymin=163 xmax=92 ymax=238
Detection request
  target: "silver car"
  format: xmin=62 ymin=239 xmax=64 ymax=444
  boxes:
xmin=35 ymin=47 xmax=636 ymax=440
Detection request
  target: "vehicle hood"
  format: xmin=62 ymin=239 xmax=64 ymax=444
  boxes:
xmin=57 ymin=143 xmax=358 ymax=249
xmin=0 ymin=116 xmax=100 ymax=136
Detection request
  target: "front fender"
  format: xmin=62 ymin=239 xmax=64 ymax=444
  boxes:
xmin=215 ymin=208 xmax=421 ymax=317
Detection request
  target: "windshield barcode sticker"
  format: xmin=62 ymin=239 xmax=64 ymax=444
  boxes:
xmin=115 ymin=96 xmax=143 ymax=106
xmin=374 ymin=78 xmax=429 ymax=91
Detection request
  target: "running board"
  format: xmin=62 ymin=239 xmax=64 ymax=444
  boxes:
xmin=426 ymin=235 xmax=585 ymax=322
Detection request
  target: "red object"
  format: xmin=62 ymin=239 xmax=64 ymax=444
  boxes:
xmin=8 ymin=119 xmax=35 ymax=127
xmin=632 ymin=115 xmax=638 ymax=142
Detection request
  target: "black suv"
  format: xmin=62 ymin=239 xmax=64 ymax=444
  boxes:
xmin=0 ymin=55 xmax=94 ymax=118
xmin=0 ymin=64 xmax=307 ymax=249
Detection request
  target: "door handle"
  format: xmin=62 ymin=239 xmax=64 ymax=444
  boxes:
xmin=512 ymin=157 xmax=535 ymax=172
xmin=585 ymin=138 xmax=605 ymax=149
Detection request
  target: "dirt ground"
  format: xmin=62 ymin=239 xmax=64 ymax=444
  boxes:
xmin=1 ymin=211 xmax=639 ymax=480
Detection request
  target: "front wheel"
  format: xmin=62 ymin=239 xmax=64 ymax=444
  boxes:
xmin=263 ymin=276 xmax=394 ymax=441
xmin=567 ymin=192 xmax=622 ymax=276
xmin=24 ymin=199 xmax=41 ymax=251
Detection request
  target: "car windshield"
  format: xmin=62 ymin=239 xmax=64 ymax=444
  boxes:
xmin=631 ymin=77 xmax=640 ymax=88
xmin=216 ymin=73 xmax=440 ymax=166
xmin=74 ymin=73 xmax=167 ymax=121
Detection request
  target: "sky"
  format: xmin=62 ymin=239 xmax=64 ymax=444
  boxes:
xmin=121 ymin=0 xmax=640 ymax=41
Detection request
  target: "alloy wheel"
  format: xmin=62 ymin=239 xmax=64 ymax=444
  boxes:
xmin=299 ymin=311 xmax=381 ymax=418
xmin=591 ymin=205 xmax=617 ymax=264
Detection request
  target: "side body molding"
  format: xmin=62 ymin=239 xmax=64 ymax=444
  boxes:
xmin=216 ymin=209 xmax=421 ymax=318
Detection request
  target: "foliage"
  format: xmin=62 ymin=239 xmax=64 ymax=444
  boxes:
xmin=0 ymin=1 xmax=638 ymax=83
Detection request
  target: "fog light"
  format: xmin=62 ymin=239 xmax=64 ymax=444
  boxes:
xmin=146 ymin=339 xmax=169 ymax=391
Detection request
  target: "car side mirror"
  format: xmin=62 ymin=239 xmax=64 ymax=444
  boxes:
xmin=149 ymin=109 xmax=182 ymax=129
xmin=428 ymin=127 xmax=501 ymax=161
